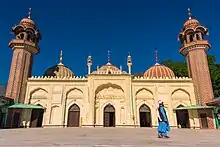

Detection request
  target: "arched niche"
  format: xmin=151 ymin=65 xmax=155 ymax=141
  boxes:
xmin=49 ymin=105 xmax=59 ymax=125
xmin=136 ymin=88 xmax=153 ymax=99
xmin=171 ymin=89 xmax=190 ymax=100
xmin=30 ymin=88 xmax=48 ymax=99
xmin=95 ymin=83 xmax=124 ymax=99
xmin=66 ymin=88 xmax=83 ymax=99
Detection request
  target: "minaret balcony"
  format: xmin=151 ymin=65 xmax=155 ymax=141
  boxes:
xmin=8 ymin=39 xmax=40 ymax=54
xmin=179 ymin=40 xmax=211 ymax=56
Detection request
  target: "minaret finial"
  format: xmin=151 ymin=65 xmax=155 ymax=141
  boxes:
xmin=28 ymin=8 xmax=32 ymax=19
xmin=188 ymin=8 xmax=192 ymax=19
xmin=59 ymin=50 xmax=63 ymax=64
xmin=108 ymin=50 xmax=110 ymax=63
xmin=155 ymin=50 xmax=158 ymax=63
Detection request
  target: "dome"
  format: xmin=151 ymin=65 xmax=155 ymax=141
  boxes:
xmin=96 ymin=62 xmax=121 ymax=74
xmin=20 ymin=18 xmax=35 ymax=26
xmin=43 ymin=63 xmax=74 ymax=78
xmin=144 ymin=63 xmax=175 ymax=78
xmin=183 ymin=18 xmax=200 ymax=29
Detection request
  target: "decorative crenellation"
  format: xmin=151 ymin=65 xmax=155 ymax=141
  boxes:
xmin=133 ymin=76 xmax=192 ymax=81
xmin=91 ymin=70 xmax=128 ymax=75
xmin=28 ymin=76 xmax=87 ymax=81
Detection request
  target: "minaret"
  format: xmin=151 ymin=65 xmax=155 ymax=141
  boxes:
xmin=87 ymin=55 xmax=92 ymax=74
xmin=6 ymin=8 xmax=41 ymax=103
xmin=178 ymin=8 xmax=213 ymax=105
xmin=127 ymin=53 xmax=132 ymax=74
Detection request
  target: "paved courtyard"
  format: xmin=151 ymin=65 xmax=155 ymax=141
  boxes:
xmin=0 ymin=128 xmax=220 ymax=147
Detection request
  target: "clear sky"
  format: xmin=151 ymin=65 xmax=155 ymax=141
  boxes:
xmin=0 ymin=0 xmax=220 ymax=83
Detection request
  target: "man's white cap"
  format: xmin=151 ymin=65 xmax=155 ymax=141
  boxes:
xmin=158 ymin=100 xmax=163 ymax=104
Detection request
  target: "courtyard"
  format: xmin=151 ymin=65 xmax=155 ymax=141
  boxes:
xmin=0 ymin=128 xmax=219 ymax=147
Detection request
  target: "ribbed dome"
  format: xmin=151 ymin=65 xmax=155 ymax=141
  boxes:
xmin=43 ymin=63 xmax=74 ymax=78
xmin=98 ymin=62 xmax=120 ymax=73
xmin=144 ymin=63 xmax=175 ymax=78
xmin=20 ymin=18 xmax=35 ymax=26
xmin=183 ymin=18 xmax=200 ymax=29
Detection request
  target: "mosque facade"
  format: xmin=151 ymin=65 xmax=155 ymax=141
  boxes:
xmin=2 ymin=8 xmax=220 ymax=129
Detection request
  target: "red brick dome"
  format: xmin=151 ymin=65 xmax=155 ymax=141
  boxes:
xmin=144 ymin=63 xmax=175 ymax=78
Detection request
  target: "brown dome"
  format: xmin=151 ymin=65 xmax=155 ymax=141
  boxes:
xmin=20 ymin=18 xmax=35 ymax=26
xmin=144 ymin=63 xmax=175 ymax=78
xmin=98 ymin=62 xmax=120 ymax=72
xmin=183 ymin=18 xmax=200 ymax=29
xmin=43 ymin=63 xmax=74 ymax=78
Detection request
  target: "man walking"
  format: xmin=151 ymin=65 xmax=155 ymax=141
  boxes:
xmin=157 ymin=100 xmax=170 ymax=138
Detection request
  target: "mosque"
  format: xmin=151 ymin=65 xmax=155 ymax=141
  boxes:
xmin=1 ymin=8 xmax=220 ymax=129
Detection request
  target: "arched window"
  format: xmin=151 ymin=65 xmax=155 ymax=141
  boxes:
xmin=189 ymin=35 xmax=194 ymax=42
xmin=27 ymin=34 xmax=31 ymax=41
xmin=196 ymin=33 xmax=200 ymax=40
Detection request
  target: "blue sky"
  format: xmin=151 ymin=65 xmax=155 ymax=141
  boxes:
xmin=0 ymin=0 xmax=220 ymax=83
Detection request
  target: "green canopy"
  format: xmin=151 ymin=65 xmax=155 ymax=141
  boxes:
xmin=174 ymin=105 xmax=216 ymax=110
xmin=8 ymin=103 xmax=44 ymax=109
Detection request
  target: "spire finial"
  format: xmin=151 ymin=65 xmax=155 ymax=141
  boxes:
xmin=155 ymin=50 xmax=158 ymax=63
xmin=108 ymin=50 xmax=110 ymax=63
xmin=28 ymin=8 xmax=32 ymax=19
xmin=59 ymin=50 xmax=63 ymax=64
xmin=188 ymin=8 xmax=192 ymax=19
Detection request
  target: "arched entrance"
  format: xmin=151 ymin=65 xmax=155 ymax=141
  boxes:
xmin=67 ymin=104 xmax=80 ymax=127
xmin=176 ymin=105 xmax=190 ymax=128
xmin=139 ymin=104 xmax=151 ymax=127
xmin=30 ymin=105 xmax=44 ymax=128
xmin=103 ymin=104 xmax=115 ymax=127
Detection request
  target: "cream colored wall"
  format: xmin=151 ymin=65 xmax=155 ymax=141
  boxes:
xmin=23 ymin=76 xmax=200 ymax=128
xmin=24 ymin=76 xmax=89 ymax=127
xmin=87 ymin=74 xmax=133 ymax=126
xmin=133 ymin=77 xmax=199 ymax=128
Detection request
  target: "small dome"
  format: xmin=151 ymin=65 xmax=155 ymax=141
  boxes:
xmin=96 ymin=62 xmax=121 ymax=74
xmin=20 ymin=18 xmax=35 ymax=27
xmin=144 ymin=63 xmax=175 ymax=78
xmin=183 ymin=18 xmax=200 ymax=29
xmin=43 ymin=63 xmax=74 ymax=78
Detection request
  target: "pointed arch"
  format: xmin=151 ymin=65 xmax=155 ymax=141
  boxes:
xmin=30 ymin=88 xmax=48 ymax=96
xmin=66 ymin=88 xmax=83 ymax=97
xmin=171 ymin=88 xmax=190 ymax=98
xmin=173 ymin=101 xmax=189 ymax=109
xmin=95 ymin=83 xmax=124 ymax=94
xmin=135 ymin=88 xmax=153 ymax=96
xmin=139 ymin=104 xmax=152 ymax=127
xmin=31 ymin=100 xmax=47 ymax=108
xmin=103 ymin=103 xmax=115 ymax=127
xmin=67 ymin=104 xmax=80 ymax=127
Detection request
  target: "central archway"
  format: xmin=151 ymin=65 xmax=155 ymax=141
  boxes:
xmin=67 ymin=104 xmax=80 ymax=127
xmin=103 ymin=104 xmax=115 ymax=127
xmin=30 ymin=104 xmax=44 ymax=128
xmin=139 ymin=104 xmax=151 ymax=127
xmin=176 ymin=105 xmax=190 ymax=128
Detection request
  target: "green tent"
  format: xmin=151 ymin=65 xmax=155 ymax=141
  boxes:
xmin=8 ymin=103 xmax=44 ymax=109
xmin=174 ymin=105 xmax=215 ymax=110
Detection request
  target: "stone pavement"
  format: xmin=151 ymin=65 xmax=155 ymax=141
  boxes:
xmin=0 ymin=128 xmax=220 ymax=147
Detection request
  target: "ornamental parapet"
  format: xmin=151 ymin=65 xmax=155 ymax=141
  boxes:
xmin=28 ymin=76 xmax=87 ymax=81
xmin=133 ymin=76 xmax=192 ymax=81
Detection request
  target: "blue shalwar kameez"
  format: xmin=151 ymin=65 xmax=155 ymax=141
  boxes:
xmin=157 ymin=106 xmax=170 ymax=137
